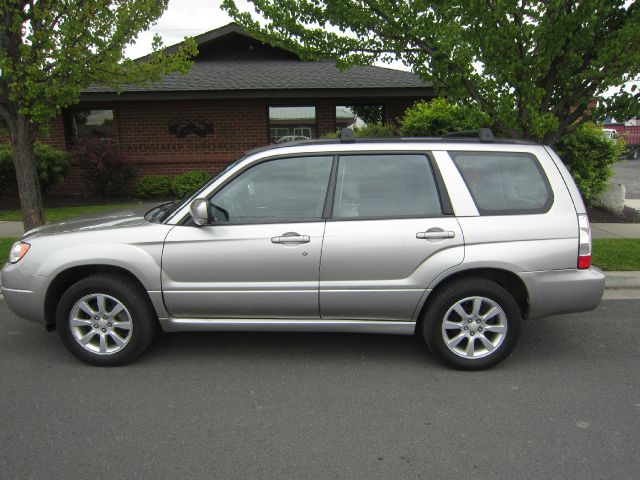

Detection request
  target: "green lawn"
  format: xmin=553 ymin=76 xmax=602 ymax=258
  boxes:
xmin=0 ymin=237 xmax=18 ymax=265
xmin=0 ymin=203 xmax=139 ymax=223
xmin=592 ymin=239 xmax=640 ymax=271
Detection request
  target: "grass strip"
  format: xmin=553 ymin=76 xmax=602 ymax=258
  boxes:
xmin=592 ymin=239 xmax=640 ymax=271
xmin=0 ymin=203 xmax=139 ymax=223
xmin=0 ymin=237 xmax=19 ymax=265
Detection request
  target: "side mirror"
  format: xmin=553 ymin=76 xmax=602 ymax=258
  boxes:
xmin=189 ymin=198 xmax=210 ymax=226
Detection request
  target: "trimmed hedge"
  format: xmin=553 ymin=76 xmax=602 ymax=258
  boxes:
xmin=134 ymin=174 xmax=173 ymax=199
xmin=172 ymin=170 xmax=211 ymax=198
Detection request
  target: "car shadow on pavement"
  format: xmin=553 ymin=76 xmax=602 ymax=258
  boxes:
xmin=143 ymin=330 xmax=433 ymax=366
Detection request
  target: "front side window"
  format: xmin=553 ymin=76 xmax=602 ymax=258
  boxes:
xmin=269 ymin=106 xmax=316 ymax=143
xmin=67 ymin=109 xmax=115 ymax=141
xmin=333 ymin=154 xmax=442 ymax=218
xmin=209 ymin=156 xmax=333 ymax=223
xmin=451 ymin=152 xmax=552 ymax=215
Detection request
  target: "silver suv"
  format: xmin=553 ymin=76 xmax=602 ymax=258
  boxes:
xmin=1 ymin=130 xmax=605 ymax=369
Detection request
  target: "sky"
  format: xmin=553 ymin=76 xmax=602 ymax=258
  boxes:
xmin=124 ymin=0 xmax=408 ymax=71
xmin=125 ymin=0 xmax=235 ymax=59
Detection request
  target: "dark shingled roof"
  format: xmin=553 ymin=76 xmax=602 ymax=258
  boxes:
xmin=84 ymin=60 xmax=430 ymax=93
xmin=81 ymin=23 xmax=433 ymax=100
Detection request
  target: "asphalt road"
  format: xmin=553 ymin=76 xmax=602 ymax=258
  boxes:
xmin=1 ymin=299 xmax=639 ymax=480
xmin=613 ymin=159 xmax=640 ymax=199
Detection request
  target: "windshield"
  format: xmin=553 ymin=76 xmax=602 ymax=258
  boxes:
xmin=146 ymin=159 xmax=242 ymax=223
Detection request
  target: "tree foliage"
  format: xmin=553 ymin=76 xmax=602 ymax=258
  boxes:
xmin=554 ymin=123 xmax=626 ymax=206
xmin=0 ymin=1 xmax=197 ymax=228
xmin=222 ymin=0 xmax=640 ymax=145
xmin=400 ymin=99 xmax=489 ymax=137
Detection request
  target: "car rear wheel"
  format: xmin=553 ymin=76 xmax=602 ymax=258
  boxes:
xmin=422 ymin=278 xmax=521 ymax=370
xmin=56 ymin=274 xmax=157 ymax=366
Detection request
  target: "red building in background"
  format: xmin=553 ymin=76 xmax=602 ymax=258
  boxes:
xmin=12 ymin=23 xmax=434 ymax=196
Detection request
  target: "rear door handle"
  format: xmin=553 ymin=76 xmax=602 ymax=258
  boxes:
xmin=416 ymin=230 xmax=455 ymax=240
xmin=271 ymin=232 xmax=310 ymax=244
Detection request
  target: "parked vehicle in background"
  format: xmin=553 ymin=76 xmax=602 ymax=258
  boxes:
xmin=1 ymin=129 xmax=605 ymax=369
xmin=275 ymin=135 xmax=310 ymax=143
xmin=602 ymin=122 xmax=640 ymax=159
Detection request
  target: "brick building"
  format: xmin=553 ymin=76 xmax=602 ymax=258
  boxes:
xmin=41 ymin=23 xmax=435 ymax=195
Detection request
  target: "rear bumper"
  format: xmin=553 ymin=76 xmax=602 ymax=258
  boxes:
xmin=521 ymin=268 xmax=606 ymax=320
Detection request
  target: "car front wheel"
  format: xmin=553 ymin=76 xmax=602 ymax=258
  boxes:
xmin=55 ymin=273 xmax=157 ymax=366
xmin=422 ymin=278 xmax=521 ymax=370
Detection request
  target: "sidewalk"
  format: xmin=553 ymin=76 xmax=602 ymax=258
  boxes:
xmin=0 ymin=221 xmax=26 ymax=237
xmin=591 ymin=222 xmax=640 ymax=239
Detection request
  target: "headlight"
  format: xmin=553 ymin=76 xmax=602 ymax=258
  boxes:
xmin=8 ymin=241 xmax=30 ymax=264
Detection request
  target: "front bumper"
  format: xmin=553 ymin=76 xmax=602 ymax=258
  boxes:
xmin=1 ymin=262 xmax=46 ymax=324
xmin=521 ymin=267 xmax=606 ymax=320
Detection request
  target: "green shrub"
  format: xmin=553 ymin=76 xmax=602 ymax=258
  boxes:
xmin=554 ymin=123 xmax=626 ymax=206
xmin=71 ymin=138 xmax=133 ymax=196
xmin=353 ymin=122 xmax=399 ymax=138
xmin=172 ymin=170 xmax=210 ymax=198
xmin=0 ymin=141 xmax=69 ymax=192
xmin=134 ymin=174 xmax=173 ymax=199
xmin=400 ymin=98 xmax=490 ymax=137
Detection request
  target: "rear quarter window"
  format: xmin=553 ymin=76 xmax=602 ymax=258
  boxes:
xmin=451 ymin=152 xmax=553 ymax=215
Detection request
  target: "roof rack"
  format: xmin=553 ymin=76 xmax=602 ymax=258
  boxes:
xmin=444 ymin=128 xmax=495 ymax=142
xmin=241 ymin=129 xmax=534 ymax=157
xmin=340 ymin=128 xmax=355 ymax=143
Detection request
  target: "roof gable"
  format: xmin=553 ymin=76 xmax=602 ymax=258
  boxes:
xmin=152 ymin=22 xmax=299 ymax=62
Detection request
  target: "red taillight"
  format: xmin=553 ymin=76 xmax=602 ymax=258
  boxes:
xmin=578 ymin=255 xmax=591 ymax=269
xmin=577 ymin=214 xmax=592 ymax=270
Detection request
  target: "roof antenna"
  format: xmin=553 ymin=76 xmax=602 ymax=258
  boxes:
xmin=340 ymin=128 xmax=355 ymax=143
xmin=479 ymin=128 xmax=495 ymax=142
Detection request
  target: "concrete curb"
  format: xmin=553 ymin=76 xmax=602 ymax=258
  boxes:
xmin=604 ymin=271 xmax=640 ymax=289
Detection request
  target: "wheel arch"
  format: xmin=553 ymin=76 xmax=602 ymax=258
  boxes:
xmin=44 ymin=265 xmax=152 ymax=331
xmin=418 ymin=268 xmax=529 ymax=325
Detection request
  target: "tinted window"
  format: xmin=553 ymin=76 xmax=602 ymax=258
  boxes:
xmin=451 ymin=152 xmax=552 ymax=214
xmin=210 ymin=156 xmax=332 ymax=223
xmin=269 ymin=106 xmax=316 ymax=143
xmin=67 ymin=109 xmax=115 ymax=141
xmin=333 ymin=154 xmax=442 ymax=218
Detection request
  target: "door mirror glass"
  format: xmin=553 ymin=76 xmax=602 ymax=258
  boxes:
xmin=189 ymin=198 xmax=210 ymax=226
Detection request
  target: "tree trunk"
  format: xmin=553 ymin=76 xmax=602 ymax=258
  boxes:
xmin=11 ymin=114 xmax=44 ymax=231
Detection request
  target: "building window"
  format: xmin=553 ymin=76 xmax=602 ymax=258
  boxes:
xmin=66 ymin=109 xmax=116 ymax=142
xmin=269 ymin=106 xmax=316 ymax=143
xmin=336 ymin=105 xmax=383 ymax=130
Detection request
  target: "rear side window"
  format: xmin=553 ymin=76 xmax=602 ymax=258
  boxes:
xmin=333 ymin=154 xmax=442 ymax=218
xmin=451 ymin=152 xmax=553 ymax=215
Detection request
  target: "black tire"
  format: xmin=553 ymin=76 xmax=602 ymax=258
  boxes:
xmin=55 ymin=273 xmax=157 ymax=366
xmin=422 ymin=278 xmax=521 ymax=370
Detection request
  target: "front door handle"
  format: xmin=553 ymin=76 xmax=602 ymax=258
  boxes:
xmin=271 ymin=232 xmax=311 ymax=244
xmin=416 ymin=230 xmax=456 ymax=240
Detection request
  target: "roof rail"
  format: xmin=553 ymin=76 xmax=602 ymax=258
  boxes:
xmin=479 ymin=128 xmax=495 ymax=142
xmin=340 ymin=128 xmax=355 ymax=143
xmin=444 ymin=128 xmax=495 ymax=142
